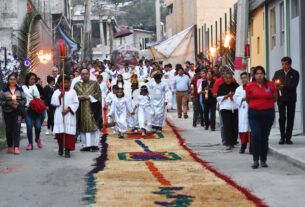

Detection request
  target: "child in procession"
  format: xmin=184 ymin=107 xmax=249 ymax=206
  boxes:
xmin=149 ymin=71 xmax=169 ymax=133
xmin=108 ymin=83 xmax=133 ymax=138
xmin=131 ymin=85 xmax=154 ymax=136
xmin=51 ymin=75 xmax=79 ymax=158
xmin=234 ymin=72 xmax=252 ymax=154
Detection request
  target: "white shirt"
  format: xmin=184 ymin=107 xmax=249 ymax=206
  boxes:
xmin=22 ymin=84 xmax=40 ymax=107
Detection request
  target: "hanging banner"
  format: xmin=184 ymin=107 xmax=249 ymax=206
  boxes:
xmin=234 ymin=57 xmax=242 ymax=70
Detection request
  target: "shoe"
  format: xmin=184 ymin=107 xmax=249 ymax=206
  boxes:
xmin=26 ymin=144 xmax=33 ymax=151
xmin=156 ymin=129 xmax=162 ymax=133
xmin=279 ymin=138 xmax=285 ymax=145
xmin=118 ymin=132 xmax=124 ymax=139
xmin=80 ymin=147 xmax=91 ymax=152
xmin=45 ymin=130 xmax=50 ymax=135
xmin=178 ymin=115 xmax=182 ymax=119
xmin=134 ymin=129 xmax=138 ymax=133
xmin=64 ymin=149 xmax=70 ymax=158
xmin=252 ymin=161 xmax=259 ymax=169
xmin=201 ymin=122 xmax=204 ymax=127
xmin=58 ymin=146 xmax=63 ymax=156
xmin=91 ymin=146 xmax=99 ymax=152
xmin=141 ymin=131 xmax=147 ymax=136
xmin=14 ymin=147 xmax=20 ymax=155
xmin=36 ymin=139 xmax=43 ymax=148
xmin=285 ymin=139 xmax=293 ymax=144
xmin=8 ymin=147 xmax=14 ymax=153
xmin=261 ymin=161 xmax=268 ymax=168
xmin=226 ymin=146 xmax=232 ymax=150
xmin=239 ymin=144 xmax=246 ymax=154
xmin=112 ymin=130 xmax=116 ymax=135
xmin=205 ymin=127 xmax=209 ymax=130
xmin=192 ymin=122 xmax=196 ymax=127
xmin=184 ymin=115 xmax=188 ymax=119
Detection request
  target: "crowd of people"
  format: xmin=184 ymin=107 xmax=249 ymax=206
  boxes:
xmin=0 ymin=56 xmax=299 ymax=169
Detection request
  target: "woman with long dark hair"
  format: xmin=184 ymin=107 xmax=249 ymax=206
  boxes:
xmin=22 ymin=72 xmax=45 ymax=150
xmin=0 ymin=73 xmax=26 ymax=154
xmin=246 ymin=66 xmax=277 ymax=169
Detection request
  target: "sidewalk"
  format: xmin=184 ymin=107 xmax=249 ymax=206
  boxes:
xmin=169 ymin=104 xmax=305 ymax=170
xmin=269 ymin=129 xmax=305 ymax=170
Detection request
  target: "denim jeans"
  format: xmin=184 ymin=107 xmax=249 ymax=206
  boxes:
xmin=25 ymin=109 xmax=45 ymax=144
xmin=248 ymin=108 xmax=275 ymax=162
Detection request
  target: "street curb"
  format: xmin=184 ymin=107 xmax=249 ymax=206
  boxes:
xmin=268 ymin=146 xmax=305 ymax=170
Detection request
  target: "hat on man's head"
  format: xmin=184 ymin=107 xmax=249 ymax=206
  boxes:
xmin=184 ymin=61 xmax=191 ymax=65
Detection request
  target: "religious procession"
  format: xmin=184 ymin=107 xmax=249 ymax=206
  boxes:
xmin=1 ymin=0 xmax=305 ymax=207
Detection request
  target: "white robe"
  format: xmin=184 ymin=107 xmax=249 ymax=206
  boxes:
xmin=136 ymin=66 xmax=148 ymax=81
xmin=127 ymin=88 xmax=139 ymax=129
xmin=136 ymin=94 xmax=154 ymax=131
xmin=99 ymin=82 xmax=108 ymax=109
xmin=109 ymin=97 xmax=133 ymax=133
xmin=51 ymin=89 xmax=79 ymax=135
xmin=148 ymin=80 xmax=169 ymax=127
xmin=233 ymin=86 xmax=249 ymax=133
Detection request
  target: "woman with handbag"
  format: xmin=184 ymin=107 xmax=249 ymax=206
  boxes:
xmin=0 ymin=73 xmax=26 ymax=154
xmin=22 ymin=72 xmax=46 ymax=150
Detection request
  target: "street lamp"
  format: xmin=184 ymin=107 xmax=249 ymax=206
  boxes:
xmin=209 ymin=47 xmax=216 ymax=57
xmin=224 ymin=33 xmax=232 ymax=48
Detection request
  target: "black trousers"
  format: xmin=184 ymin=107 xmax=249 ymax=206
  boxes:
xmin=3 ymin=111 xmax=21 ymax=148
xmin=47 ymin=107 xmax=54 ymax=130
xmin=204 ymin=102 xmax=216 ymax=129
xmin=221 ymin=109 xmax=238 ymax=146
xmin=193 ymin=99 xmax=203 ymax=124
xmin=278 ymin=101 xmax=296 ymax=140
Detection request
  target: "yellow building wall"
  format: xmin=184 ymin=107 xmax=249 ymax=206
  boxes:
xmin=250 ymin=6 xmax=266 ymax=68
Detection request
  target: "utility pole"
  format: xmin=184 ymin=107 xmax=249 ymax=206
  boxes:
xmin=82 ymin=0 xmax=91 ymax=60
xmin=155 ymin=0 xmax=161 ymax=41
xmin=235 ymin=0 xmax=249 ymax=84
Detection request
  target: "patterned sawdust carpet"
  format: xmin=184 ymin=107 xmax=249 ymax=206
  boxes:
xmin=83 ymin=120 xmax=267 ymax=207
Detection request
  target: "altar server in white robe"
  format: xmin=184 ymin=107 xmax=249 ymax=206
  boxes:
xmin=148 ymin=71 xmax=169 ymax=133
xmin=97 ymin=75 xmax=108 ymax=109
xmin=233 ymin=72 xmax=252 ymax=154
xmin=52 ymin=75 xmax=79 ymax=158
xmin=132 ymin=85 xmax=154 ymax=136
xmin=108 ymin=83 xmax=133 ymax=138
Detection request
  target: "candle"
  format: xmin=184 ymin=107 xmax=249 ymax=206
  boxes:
xmin=12 ymin=94 xmax=16 ymax=102
xmin=205 ymin=89 xmax=209 ymax=100
xmin=275 ymin=79 xmax=281 ymax=85
xmin=275 ymin=79 xmax=282 ymax=96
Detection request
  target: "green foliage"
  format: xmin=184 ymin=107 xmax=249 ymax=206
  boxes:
xmin=17 ymin=11 xmax=42 ymax=84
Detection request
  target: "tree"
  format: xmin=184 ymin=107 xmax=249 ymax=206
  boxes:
xmin=17 ymin=11 xmax=42 ymax=84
